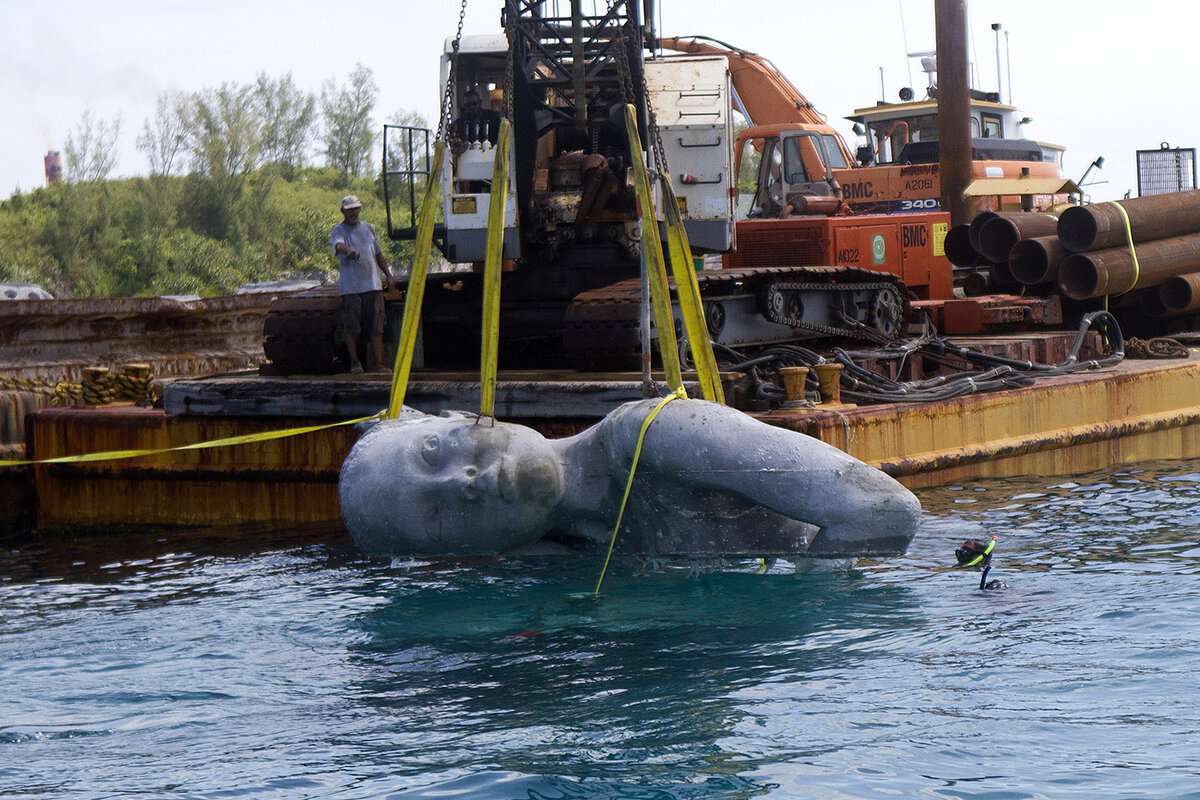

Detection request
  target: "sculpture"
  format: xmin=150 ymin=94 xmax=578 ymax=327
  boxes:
xmin=338 ymin=399 xmax=921 ymax=558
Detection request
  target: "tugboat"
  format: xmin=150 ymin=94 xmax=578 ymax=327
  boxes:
xmin=845 ymin=47 xmax=1070 ymax=214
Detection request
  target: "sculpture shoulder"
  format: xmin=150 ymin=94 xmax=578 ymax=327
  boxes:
xmin=594 ymin=398 xmax=746 ymax=459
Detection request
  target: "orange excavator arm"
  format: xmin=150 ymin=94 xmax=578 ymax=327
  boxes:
xmin=657 ymin=35 xmax=827 ymax=126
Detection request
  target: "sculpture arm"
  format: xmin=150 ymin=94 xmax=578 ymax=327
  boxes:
xmin=600 ymin=399 xmax=919 ymax=551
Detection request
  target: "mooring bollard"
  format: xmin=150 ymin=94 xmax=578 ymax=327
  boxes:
xmin=813 ymin=363 xmax=845 ymax=405
xmin=779 ymin=366 xmax=809 ymax=402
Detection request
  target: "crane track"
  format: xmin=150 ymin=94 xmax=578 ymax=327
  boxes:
xmin=563 ymin=266 xmax=909 ymax=371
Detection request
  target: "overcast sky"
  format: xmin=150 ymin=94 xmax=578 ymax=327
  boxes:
xmin=2 ymin=1 xmax=1194 ymax=203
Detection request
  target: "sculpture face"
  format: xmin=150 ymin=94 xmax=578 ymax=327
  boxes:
xmin=339 ymin=416 xmax=565 ymax=555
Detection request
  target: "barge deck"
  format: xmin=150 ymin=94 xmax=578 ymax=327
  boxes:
xmin=13 ymin=334 xmax=1200 ymax=534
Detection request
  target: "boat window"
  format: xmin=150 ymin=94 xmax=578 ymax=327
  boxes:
xmin=982 ymin=113 xmax=1003 ymax=139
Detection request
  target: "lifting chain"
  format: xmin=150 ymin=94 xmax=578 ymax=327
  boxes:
xmin=436 ymin=0 xmax=470 ymax=141
xmin=502 ymin=0 xmax=516 ymax=121
xmin=609 ymin=0 xmax=667 ymax=178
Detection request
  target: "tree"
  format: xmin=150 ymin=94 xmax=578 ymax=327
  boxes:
xmin=136 ymin=91 xmax=191 ymax=177
xmin=63 ymin=108 xmax=122 ymax=183
xmin=321 ymin=64 xmax=378 ymax=184
xmin=189 ymin=82 xmax=262 ymax=179
xmin=182 ymin=82 xmax=264 ymax=242
xmin=255 ymin=72 xmax=316 ymax=178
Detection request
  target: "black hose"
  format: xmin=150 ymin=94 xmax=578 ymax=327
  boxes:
xmin=711 ymin=312 xmax=1126 ymax=406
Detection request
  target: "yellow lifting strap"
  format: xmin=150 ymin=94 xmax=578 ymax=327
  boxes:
xmin=480 ymin=119 xmax=513 ymax=419
xmin=387 ymin=141 xmax=447 ymax=419
xmin=0 ymin=413 xmax=381 ymax=469
xmin=623 ymin=104 xmax=686 ymax=395
xmin=1109 ymin=200 xmax=1141 ymax=296
xmin=593 ymin=386 xmax=686 ymax=595
xmin=658 ymin=174 xmax=725 ymax=405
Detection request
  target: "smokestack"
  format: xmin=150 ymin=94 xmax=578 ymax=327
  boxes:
xmin=44 ymin=151 xmax=62 ymax=186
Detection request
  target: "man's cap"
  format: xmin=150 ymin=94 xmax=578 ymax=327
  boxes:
xmin=341 ymin=195 xmax=362 ymax=210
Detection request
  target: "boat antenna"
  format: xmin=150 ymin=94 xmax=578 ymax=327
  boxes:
xmin=898 ymin=0 xmax=913 ymax=89
xmin=1005 ymin=29 xmax=1012 ymax=104
xmin=991 ymin=23 xmax=1002 ymax=101
xmin=955 ymin=535 xmax=1004 ymax=590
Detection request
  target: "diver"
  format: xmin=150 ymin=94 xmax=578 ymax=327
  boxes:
xmin=955 ymin=536 xmax=1007 ymax=590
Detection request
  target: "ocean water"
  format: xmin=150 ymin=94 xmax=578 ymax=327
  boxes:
xmin=4 ymin=461 xmax=1200 ymax=799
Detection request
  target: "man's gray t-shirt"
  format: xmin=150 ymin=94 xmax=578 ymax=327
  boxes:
xmin=331 ymin=221 xmax=384 ymax=295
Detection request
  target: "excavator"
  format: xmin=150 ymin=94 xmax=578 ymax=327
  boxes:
xmin=263 ymin=1 xmax=1062 ymax=375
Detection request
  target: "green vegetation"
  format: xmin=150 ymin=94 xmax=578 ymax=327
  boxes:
xmin=0 ymin=167 xmax=427 ymax=298
xmin=0 ymin=65 xmax=435 ymax=298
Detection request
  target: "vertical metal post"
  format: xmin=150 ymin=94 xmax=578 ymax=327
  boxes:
xmin=936 ymin=0 xmax=974 ymax=226
xmin=571 ymin=0 xmax=587 ymax=131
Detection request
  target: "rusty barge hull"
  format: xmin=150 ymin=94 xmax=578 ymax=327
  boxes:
xmin=19 ymin=344 xmax=1200 ymax=533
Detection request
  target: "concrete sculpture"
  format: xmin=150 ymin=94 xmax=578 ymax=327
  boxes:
xmin=338 ymin=399 xmax=921 ymax=558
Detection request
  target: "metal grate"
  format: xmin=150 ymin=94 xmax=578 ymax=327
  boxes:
xmin=1137 ymin=143 xmax=1197 ymax=196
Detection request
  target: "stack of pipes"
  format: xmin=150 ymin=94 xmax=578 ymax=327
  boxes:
xmin=945 ymin=210 xmax=1059 ymax=295
xmin=944 ymin=190 xmax=1200 ymax=317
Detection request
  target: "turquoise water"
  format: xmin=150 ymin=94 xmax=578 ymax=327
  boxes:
xmin=5 ymin=462 xmax=1200 ymax=799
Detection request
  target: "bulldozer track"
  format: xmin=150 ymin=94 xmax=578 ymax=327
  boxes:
xmin=564 ymin=266 xmax=909 ymax=371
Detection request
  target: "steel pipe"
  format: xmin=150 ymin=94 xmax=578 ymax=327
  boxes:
xmin=1058 ymin=233 xmax=1200 ymax=300
xmin=989 ymin=260 xmax=1019 ymax=288
xmin=945 ymin=224 xmax=984 ymax=267
xmin=967 ymin=210 xmax=999 ymax=254
xmin=976 ymin=212 xmax=1059 ymax=263
xmin=1160 ymin=271 xmax=1200 ymax=313
xmin=1009 ymin=235 xmax=1066 ymax=285
xmin=1057 ymin=189 xmax=1200 ymax=252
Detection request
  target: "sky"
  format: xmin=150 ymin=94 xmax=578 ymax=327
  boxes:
xmin=2 ymin=0 xmax=1196 ymax=203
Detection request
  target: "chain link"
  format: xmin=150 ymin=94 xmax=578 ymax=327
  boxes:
xmin=608 ymin=0 xmax=666 ymax=178
xmin=503 ymin=0 xmax=516 ymax=121
xmin=437 ymin=0 xmax=470 ymax=141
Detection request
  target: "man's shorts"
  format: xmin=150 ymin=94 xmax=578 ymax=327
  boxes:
xmin=340 ymin=290 xmax=386 ymax=338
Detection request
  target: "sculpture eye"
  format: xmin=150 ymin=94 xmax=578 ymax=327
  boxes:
xmin=421 ymin=435 xmax=442 ymax=466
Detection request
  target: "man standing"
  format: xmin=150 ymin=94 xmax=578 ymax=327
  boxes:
xmin=331 ymin=195 xmax=394 ymax=374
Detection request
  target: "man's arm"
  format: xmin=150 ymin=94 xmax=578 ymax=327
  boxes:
xmin=332 ymin=227 xmax=359 ymax=260
xmin=374 ymin=251 xmax=394 ymax=290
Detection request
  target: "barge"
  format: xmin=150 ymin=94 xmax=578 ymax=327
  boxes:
xmin=11 ymin=327 xmax=1199 ymax=535
xmin=7 ymin=1 xmax=1200 ymax=546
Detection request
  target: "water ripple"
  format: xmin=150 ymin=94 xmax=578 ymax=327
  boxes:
xmin=4 ymin=462 xmax=1200 ymax=797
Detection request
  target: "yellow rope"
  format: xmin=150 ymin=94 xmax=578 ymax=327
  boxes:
xmin=593 ymin=388 xmax=685 ymax=596
xmin=0 ymin=412 xmax=381 ymax=469
xmin=1108 ymin=200 xmax=1140 ymax=296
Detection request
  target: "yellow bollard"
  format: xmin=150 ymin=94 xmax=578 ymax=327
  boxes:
xmin=813 ymin=363 xmax=848 ymax=406
xmin=779 ymin=367 xmax=809 ymax=401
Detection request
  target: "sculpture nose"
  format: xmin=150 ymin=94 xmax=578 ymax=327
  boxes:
xmin=451 ymin=462 xmax=498 ymax=500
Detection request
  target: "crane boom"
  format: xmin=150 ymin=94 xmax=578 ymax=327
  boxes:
xmin=657 ymin=35 xmax=826 ymax=126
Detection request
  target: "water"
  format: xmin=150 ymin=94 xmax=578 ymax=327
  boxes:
xmin=5 ymin=461 xmax=1200 ymax=799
